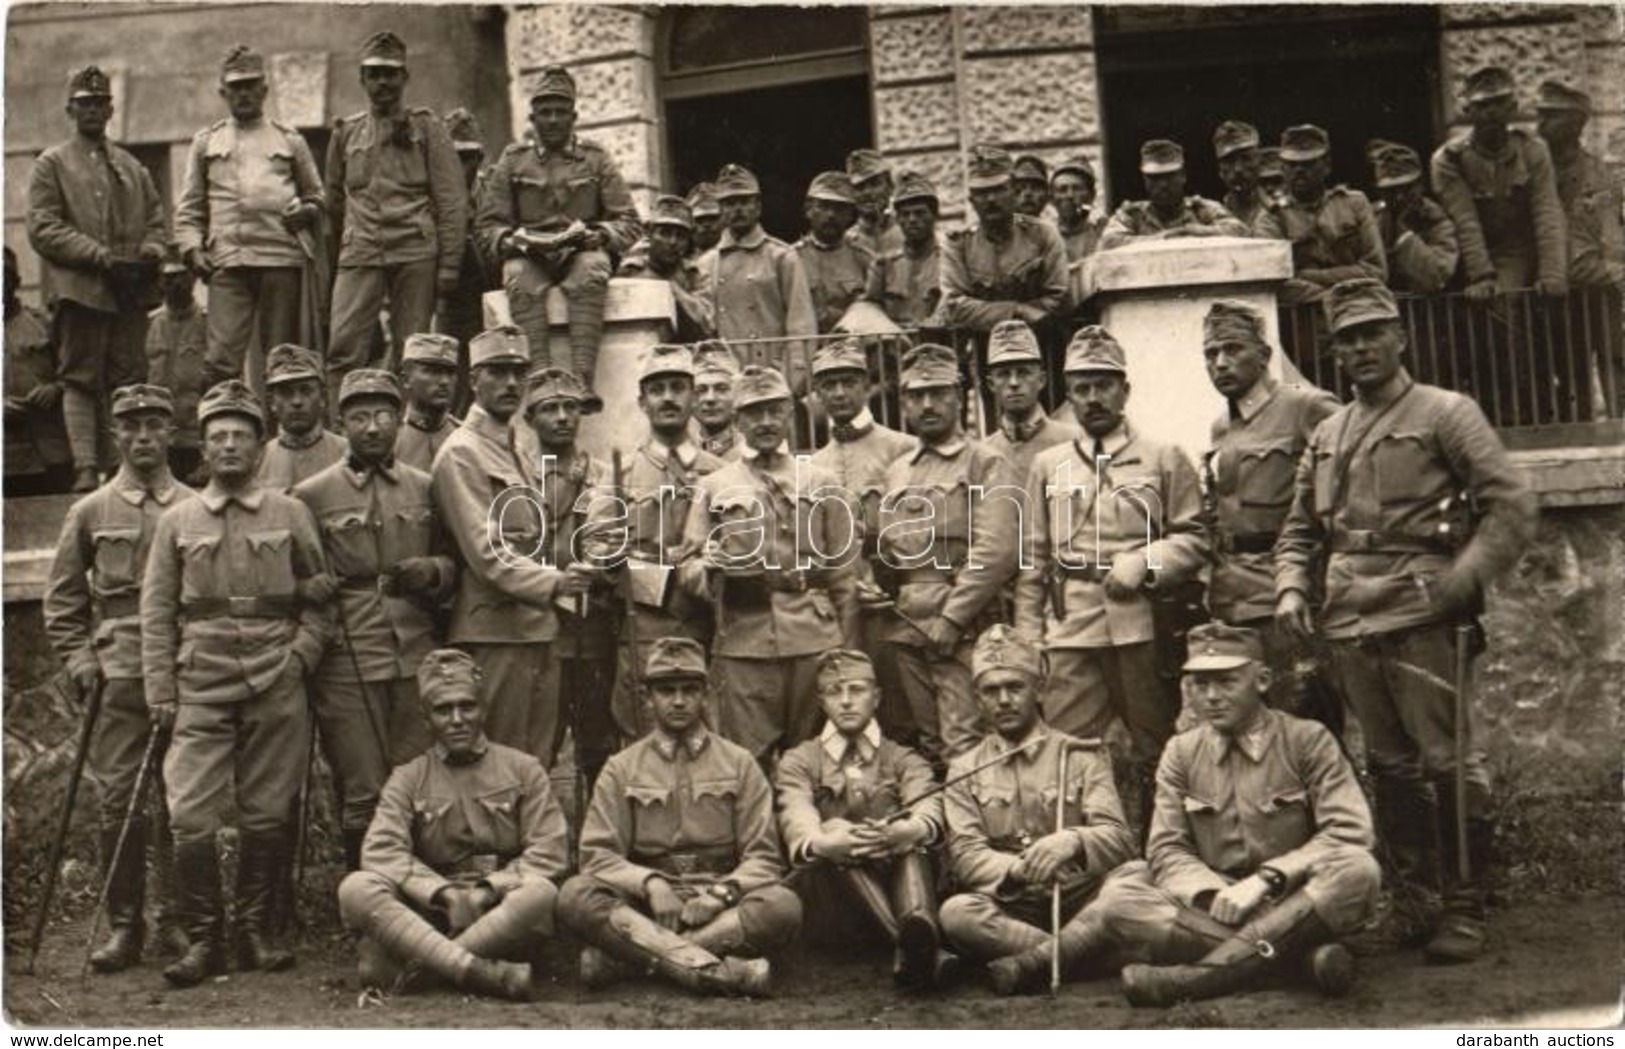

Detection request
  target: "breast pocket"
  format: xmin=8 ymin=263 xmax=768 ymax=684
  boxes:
xmin=244 ymin=529 xmax=295 ymax=595
xmin=177 ymin=533 xmax=221 ymax=598
xmin=513 ymin=176 xmax=556 ymax=224
xmin=687 ymin=778 xmax=739 ymax=847
xmin=710 ymin=492 xmax=766 ymax=565
xmin=392 ymin=504 xmax=435 ymax=556
xmin=474 ymin=784 xmax=523 ymax=855
xmin=1181 ymin=793 xmax=1223 ymax=860
xmin=413 ymin=795 xmax=452 ymax=834
xmin=626 ymin=782 xmax=676 ymax=845
xmin=319 ymin=510 xmax=374 ymax=575
xmin=971 ymin=780 xmax=1018 ymax=845
xmin=564 ymin=174 xmax=600 ymax=218
xmin=1233 ymin=447 xmax=1299 ymax=533
xmin=1100 ymin=467 xmax=1160 ymax=541
xmin=1371 ymin=431 xmax=1442 ymax=507
xmin=343 ymin=138 xmax=374 ymax=191
xmin=90 ymin=527 xmax=142 ymax=591
xmin=1256 ymin=787 xmax=1313 ymax=851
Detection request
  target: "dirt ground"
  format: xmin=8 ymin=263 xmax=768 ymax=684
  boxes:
xmin=5 ymin=894 xmax=1620 ymax=1030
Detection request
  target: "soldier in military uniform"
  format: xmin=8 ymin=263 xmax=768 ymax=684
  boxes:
xmin=1052 ymin=157 xmax=1106 ymax=265
xmin=691 ymin=342 xmax=745 ymax=462
xmin=1016 ymin=327 xmax=1208 ymax=829
xmin=1257 ymin=148 xmax=1288 ymax=208
xmin=337 ymin=649 xmax=567 ymax=1001
xmin=845 ymin=149 xmax=904 ymax=258
xmin=1099 ymin=140 xmax=1249 ymax=252
xmin=293 ymin=368 xmax=451 ymax=868
xmin=938 ymin=625 xmax=1136 ymax=995
xmin=325 ymin=32 xmax=468 ymax=394
xmin=1256 ymin=126 xmax=1387 ymax=305
xmin=775 ymin=649 xmax=950 ymax=989
xmin=982 ymin=319 xmax=1078 ymax=483
xmin=940 ymin=145 xmax=1070 ymax=332
xmin=1432 ymin=65 xmax=1568 ymax=301
xmin=616 ymin=195 xmax=714 ymax=342
xmin=1370 ymin=144 xmax=1460 ymax=295
xmin=1198 ymin=301 xmax=1339 ymax=725
xmin=477 ymin=66 xmax=640 ymax=400
xmin=175 ymin=45 xmax=325 ymax=393
xmin=145 ymin=248 xmax=208 ymax=484
xmin=393 ymin=332 xmax=462 ymax=472
xmin=1274 ymin=279 xmax=1537 ymax=964
xmin=442 ymin=106 xmax=495 ymax=409
xmin=141 ymin=380 xmax=331 ymax=987
xmin=1213 ymin=121 xmax=1270 ymax=231
xmin=1011 ymin=155 xmax=1053 ymax=222
xmin=874 ymin=344 xmax=1020 ymax=767
xmin=1536 ymin=80 xmax=1625 ymax=290
xmin=1100 ymin=623 xmax=1381 ymax=1007
xmin=431 ymin=326 xmax=594 ymax=759
xmin=797 ymin=171 xmax=873 ymax=333
xmin=28 ymin=65 xmax=166 ymax=491
xmin=864 ymin=171 xmax=944 ymax=327
xmin=3 ymin=246 xmax=73 ymax=497
xmin=256 ymin=343 xmax=347 ymax=491
xmin=45 ymin=383 xmax=196 ymax=972
xmin=558 ymin=637 xmax=801 ymax=996
xmin=679 ymin=365 xmax=860 ymax=760
xmin=687 ymin=182 xmax=723 ymax=256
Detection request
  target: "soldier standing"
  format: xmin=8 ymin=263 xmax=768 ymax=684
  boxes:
xmin=1099 ymin=140 xmax=1248 ymax=251
xmin=775 ymin=649 xmax=949 ymax=989
xmin=1536 ymin=80 xmax=1625 ymax=290
xmin=1213 ymin=120 xmax=1270 ymax=231
xmin=1256 ymin=126 xmax=1387 ymax=305
xmin=796 ymin=171 xmax=874 ymax=333
xmin=256 ymin=343 xmax=347 ymax=491
xmin=1257 ymin=148 xmax=1288 ymax=208
xmin=393 ymin=332 xmax=462 ymax=472
xmin=558 ymin=637 xmax=802 ymax=996
xmin=939 ymin=145 xmax=1069 ymax=332
xmin=326 ymin=32 xmax=467 ymax=394
xmin=874 ymin=344 xmax=1020 ymax=766
xmin=982 ymin=319 xmax=1078 ymax=483
xmin=28 ymin=65 xmax=166 ymax=492
xmin=864 ymin=171 xmax=944 ymax=327
xmin=441 ymin=106 xmax=494 ymax=404
xmin=1432 ymin=65 xmax=1568 ymax=302
xmin=174 ymin=45 xmax=325 ymax=393
xmin=145 ymin=248 xmax=208 ymax=484
xmin=938 ymin=625 xmax=1136 ymax=995
xmin=1371 ymin=144 xmax=1461 ymax=295
xmin=1052 ymin=157 xmax=1107 ymax=265
xmin=691 ymin=342 xmax=745 ymax=462
xmin=293 ymin=368 xmax=451 ymax=868
xmin=141 ymin=380 xmax=331 ymax=987
xmin=477 ymin=66 xmax=640 ymax=401
xmin=3 ymin=246 xmax=72 ymax=497
xmin=845 ymin=149 xmax=904 ymax=258
xmin=686 ymin=182 xmax=723 ymax=256
xmin=616 ymin=195 xmax=714 ymax=342
xmin=680 ymin=365 xmax=860 ymax=760
xmin=45 ymin=384 xmax=196 ymax=971
xmin=1011 ymin=155 xmax=1053 ymax=221
xmin=1274 ymin=279 xmax=1537 ymax=964
xmin=336 ymin=649 xmax=567 ymax=1001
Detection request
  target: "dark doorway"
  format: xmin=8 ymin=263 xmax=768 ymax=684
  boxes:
xmin=1095 ymin=6 xmax=1441 ymax=205
xmin=666 ymin=76 xmax=874 ymax=242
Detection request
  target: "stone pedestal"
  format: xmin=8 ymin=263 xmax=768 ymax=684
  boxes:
xmin=483 ymin=278 xmax=675 ymax=459
xmin=1088 ymin=237 xmax=1294 ymax=459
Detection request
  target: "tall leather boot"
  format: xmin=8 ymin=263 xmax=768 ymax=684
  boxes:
xmin=148 ymin=791 xmax=190 ymax=959
xmin=1374 ymin=778 xmax=1441 ymax=894
xmin=885 ymin=855 xmax=947 ymax=990
xmin=342 ymin=828 xmax=367 ymax=873
xmin=163 ymin=841 xmax=226 ymax=988
xmin=588 ymin=904 xmax=770 ymax=997
xmin=566 ymin=281 xmax=607 ymax=408
xmin=62 ymin=385 xmax=100 ymax=492
xmin=234 ymin=833 xmax=296 ymax=973
xmin=89 ymin=822 xmax=148 ymax=973
xmin=1426 ymin=783 xmax=1492 ymax=965
xmin=987 ymin=907 xmax=1114 ymax=996
xmin=1121 ymin=890 xmax=1334 ymax=1007
xmin=686 ymin=907 xmax=753 ymax=958
xmin=1151 ymin=905 xmax=1233 ymax=965
xmin=455 ymin=896 xmax=546 ymax=962
xmin=361 ymin=903 xmax=533 ymax=1001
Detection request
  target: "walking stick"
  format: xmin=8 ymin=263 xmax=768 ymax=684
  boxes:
xmin=27 ymin=677 xmax=104 ymax=974
xmin=289 ymin=718 xmax=318 ymax=933
xmin=1453 ymin=624 xmax=1473 ymax=884
xmin=81 ymin=725 xmax=162 ymax=978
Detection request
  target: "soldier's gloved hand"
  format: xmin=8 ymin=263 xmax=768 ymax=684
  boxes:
xmin=384 ymin=557 xmax=441 ymax=597
xmin=149 ymin=701 xmax=177 ymax=732
xmin=1103 ymin=551 xmax=1149 ymax=600
xmin=1015 ymin=831 xmax=1079 ymax=887
xmin=920 ymin=617 xmax=962 ymax=658
xmin=646 ymin=877 xmax=684 ymax=931
xmin=25 ymin=382 xmax=62 ymax=411
xmin=1464 ymin=278 xmax=1498 ymax=303
xmin=1209 ymin=873 xmax=1272 ymax=926
xmin=1275 ymin=590 xmax=1316 ymax=642
xmin=679 ymin=891 xmax=726 ymax=930
xmin=1428 ymin=568 xmax=1480 ymax=619
xmin=297 ymin=572 xmax=339 ymax=606
xmin=811 ymin=820 xmax=865 ymax=866
xmin=1535 ymin=277 xmax=1569 ymax=300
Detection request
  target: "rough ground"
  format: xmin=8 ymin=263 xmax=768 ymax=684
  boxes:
xmin=5 ymin=894 xmax=1621 ymax=1029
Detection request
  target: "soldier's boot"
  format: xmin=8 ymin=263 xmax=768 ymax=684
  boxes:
xmin=341 ymin=828 xmax=367 ymax=873
xmin=987 ymin=909 xmax=1113 ymax=997
xmin=355 ymin=935 xmax=408 ymax=991
xmin=362 ymin=903 xmax=533 ymax=1001
xmin=566 ymin=280 xmax=608 ymax=407
xmin=1150 ymin=906 xmax=1233 ymax=965
xmin=232 ymin=832 xmax=296 ymax=973
xmin=89 ymin=822 xmax=148 ymax=973
xmin=578 ymin=945 xmax=635 ymax=990
xmin=162 ymin=841 xmax=226 ymax=988
xmin=454 ymin=896 xmax=542 ymax=962
xmin=685 ymin=907 xmax=753 ymax=958
xmin=1425 ymin=787 xmax=1493 ymax=966
xmin=1374 ymin=778 xmax=1440 ymax=895
xmin=1303 ymin=943 xmax=1356 ymax=997
xmin=885 ymin=854 xmax=945 ymax=990
xmin=1121 ymin=890 xmax=1332 ymax=1007
xmin=594 ymin=905 xmax=770 ymax=997
xmin=63 ymin=385 xmax=100 ymax=491
xmin=149 ymin=799 xmax=190 ymax=960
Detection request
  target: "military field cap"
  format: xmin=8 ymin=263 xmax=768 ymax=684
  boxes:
xmin=1363 ymin=137 xmax=1401 ymax=165
xmin=1257 ymin=148 xmax=1284 ymax=178
xmin=418 ymin=648 xmax=483 ymax=703
xmin=220 ymin=44 xmax=265 ymax=84
xmin=846 ymin=148 xmax=892 ymax=186
xmin=68 ymin=66 xmax=113 ymax=100
xmin=640 ymin=343 xmax=695 ymax=382
xmin=1213 ymin=120 xmax=1261 ymax=159
xmin=733 ymin=364 xmax=793 ymax=408
xmin=359 ymin=30 xmax=407 ymax=68
xmin=111 ymin=383 xmax=175 ymax=419
xmin=899 ymin=343 xmax=960 ymax=391
xmin=650 ymin=194 xmax=694 ymax=230
xmin=644 ymin=635 xmax=708 ymax=683
xmin=891 ymin=170 xmax=939 ymax=207
xmin=692 ymin=341 xmax=742 ymax=380
xmin=1140 ymin=139 xmax=1185 ymax=175
xmin=986 ymin=319 xmax=1042 ymax=366
xmin=816 ymin=648 xmax=876 ymax=691
xmin=469 ymin=325 xmax=530 ymax=368
xmin=338 ymin=368 xmax=402 ymax=410
xmin=444 ymin=107 xmax=484 ymax=152
xmin=1536 ymin=80 xmax=1591 ymax=114
xmin=687 ymin=182 xmax=721 ymax=218
xmin=1372 ymin=144 xmax=1423 ymax=189
xmin=1182 ymin=622 xmax=1264 ymax=672
xmin=1012 ymin=154 xmax=1050 ymax=184
xmin=525 ymin=366 xmax=589 ymax=410
xmin=807 ymin=170 xmax=857 ymax=205
xmin=972 ymin=624 xmax=1047 ymax=682
xmin=197 ymin=379 xmax=265 ymax=430
xmin=402 ymin=332 xmax=460 ymax=367
xmin=1052 ymin=156 xmax=1096 ymax=185
xmin=966 ymin=144 xmax=1015 ymax=189
xmin=1464 ymin=65 xmax=1515 ymax=103
xmin=1324 ymin=278 xmax=1400 ymax=334
xmin=1203 ymin=300 xmax=1267 ymax=349
xmin=530 ymin=65 xmax=576 ymax=103
xmin=715 ymin=163 xmax=761 ymax=199
xmin=159 ymin=243 xmax=189 ymax=275
xmin=810 ymin=338 xmax=868 ymax=379
xmin=1063 ymin=325 xmax=1127 ymax=375
xmin=1280 ymin=125 xmax=1330 ymax=163
xmin=263 ymin=343 xmax=323 ymax=387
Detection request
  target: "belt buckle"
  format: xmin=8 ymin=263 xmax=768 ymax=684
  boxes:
xmin=671 ymin=854 xmax=698 ymax=876
xmin=228 ymin=595 xmax=256 ymax=615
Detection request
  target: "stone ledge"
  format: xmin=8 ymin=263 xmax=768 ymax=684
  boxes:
xmin=481 ymin=277 xmax=676 ymax=328
xmin=1090 ymin=237 xmax=1293 ymax=293
xmin=1511 ymin=445 xmax=1625 ymax=507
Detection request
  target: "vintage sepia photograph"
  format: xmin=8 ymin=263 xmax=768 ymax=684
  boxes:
xmin=1 ymin=0 xmax=1621 ymax=1033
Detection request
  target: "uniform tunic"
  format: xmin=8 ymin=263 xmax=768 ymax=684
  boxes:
xmin=983 ymin=406 xmax=1078 ymax=486
xmin=847 ymin=214 xmax=905 ymax=259
xmin=938 ymin=216 xmax=1070 ymax=330
xmin=256 ymin=427 xmax=347 ymax=492
xmin=393 ymin=407 xmax=460 ymax=474
xmin=1552 ymin=147 xmax=1625 ymax=287
xmin=809 ymin=410 xmax=915 ymax=559
xmin=174 ymin=117 xmax=324 ymax=270
xmin=474 ymin=135 xmax=641 ymax=263
xmin=697 ymin=226 xmax=817 ymax=384
xmin=1254 ymin=186 xmax=1387 ymax=303
xmin=865 ymin=240 xmax=942 ymax=326
xmin=3 ymin=302 xmax=71 ymax=481
xmin=145 ymin=303 xmax=208 ymax=453
xmin=1098 ymin=197 xmax=1248 ymax=252
xmin=1223 ymin=188 xmax=1272 ymax=233
xmin=1431 ymin=129 xmax=1568 ymax=290
xmin=1059 ymin=212 xmax=1108 ymax=263
xmin=617 ymin=243 xmax=714 ymax=340
xmin=775 ymin=723 xmax=942 ymax=861
xmin=795 ymin=235 xmax=873 ymax=333
xmin=1376 ymin=196 xmax=1461 ymax=295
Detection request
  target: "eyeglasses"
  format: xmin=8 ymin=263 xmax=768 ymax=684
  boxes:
xmin=343 ymin=408 xmax=400 ymax=428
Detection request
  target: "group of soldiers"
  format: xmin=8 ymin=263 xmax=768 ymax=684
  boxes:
xmin=23 ymin=26 xmax=1559 ymax=1013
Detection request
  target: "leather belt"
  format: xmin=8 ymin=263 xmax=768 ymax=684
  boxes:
xmin=181 ymin=595 xmax=298 ymax=620
xmin=1330 ymin=529 xmax=1450 ymax=555
xmin=1222 ymin=533 xmax=1280 ymax=555
xmin=721 ymin=570 xmax=832 ymax=606
xmin=338 ymin=574 xmax=388 ymax=592
xmin=897 ymin=567 xmax=958 ymax=585
xmin=1054 ymin=563 xmax=1113 ymax=583
xmin=96 ymin=594 xmax=142 ymax=619
xmin=633 ymin=848 xmax=736 ymax=877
